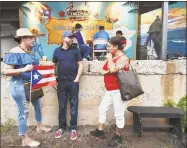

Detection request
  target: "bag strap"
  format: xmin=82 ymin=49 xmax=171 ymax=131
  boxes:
xmin=120 ymin=64 xmax=135 ymax=74
xmin=113 ymin=55 xmax=123 ymax=62
xmin=129 ymin=64 xmax=134 ymax=71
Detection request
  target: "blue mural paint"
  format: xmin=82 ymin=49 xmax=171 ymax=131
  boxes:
xmin=20 ymin=2 xmax=138 ymax=60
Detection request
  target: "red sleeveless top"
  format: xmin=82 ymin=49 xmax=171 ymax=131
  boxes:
xmin=103 ymin=56 xmax=129 ymax=91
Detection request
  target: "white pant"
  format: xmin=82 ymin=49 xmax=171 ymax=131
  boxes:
xmin=99 ymin=90 xmax=128 ymax=128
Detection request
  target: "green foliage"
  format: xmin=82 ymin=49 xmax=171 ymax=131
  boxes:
xmin=177 ymin=96 xmax=187 ymax=112
xmin=121 ymin=2 xmax=138 ymax=7
xmin=1 ymin=118 xmax=15 ymax=133
xmin=164 ymin=99 xmax=177 ymax=107
xmin=20 ymin=2 xmax=31 ymax=18
xmin=177 ymin=96 xmax=187 ymax=132
xmin=164 ymin=96 xmax=187 ymax=132
xmin=121 ymin=2 xmax=139 ymax=14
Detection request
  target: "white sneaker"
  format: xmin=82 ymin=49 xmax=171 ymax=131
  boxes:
xmin=36 ymin=126 xmax=51 ymax=133
xmin=22 ymin=138 xmax=40 ymax=147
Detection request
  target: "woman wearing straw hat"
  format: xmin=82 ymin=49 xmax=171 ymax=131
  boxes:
xmin=2 ymin=28 xmax=51 ymax=147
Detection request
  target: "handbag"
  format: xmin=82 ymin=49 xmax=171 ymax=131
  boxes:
xmin=24 ymin=82 xmax=44 ymax=101
xmin=117 ymin=65 xmax=144 ymax=101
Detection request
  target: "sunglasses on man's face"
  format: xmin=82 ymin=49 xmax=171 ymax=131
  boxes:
xmin=67 ymin=36 xmax=74 ymax=39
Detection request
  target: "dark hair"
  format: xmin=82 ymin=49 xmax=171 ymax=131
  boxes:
xmin=14 ymin=37 xmax=21 ymax=44
xmin=116 ymin=30 xmax=123 ymax=35
xmin=109 ymin=36 xmax=123 ymax=50
xmin=75 ymin=23 xmax=82 ymax=29
xmin=99 ymin=26 xmax=104 ymax=30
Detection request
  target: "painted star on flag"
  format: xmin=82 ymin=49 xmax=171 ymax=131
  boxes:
xmin=33 ymin=73 xmax=39 ymax=80
xmin=32 ymin=69 xmax=43 ymax=88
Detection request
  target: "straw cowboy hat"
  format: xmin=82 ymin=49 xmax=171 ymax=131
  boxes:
xmin=15 ymin=28 xmax=34 ymax=38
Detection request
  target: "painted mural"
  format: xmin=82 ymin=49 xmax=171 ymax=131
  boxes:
xmin=138 ymin=1 xmax=186 ymax=57
xmin=20 ymin=2 xmax=138 ymax=60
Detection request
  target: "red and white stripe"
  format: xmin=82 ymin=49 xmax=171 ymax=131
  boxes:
xmin=85 ymin=1 xmax=89 ymax=8
xmin=67 ymin=2 xmax=73 ymax=12
xmin=32 ymin=65 xmax=56 ymax=90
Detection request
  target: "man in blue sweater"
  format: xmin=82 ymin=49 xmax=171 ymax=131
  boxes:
xmin=74 ymin=23 xmax=91 ymax=61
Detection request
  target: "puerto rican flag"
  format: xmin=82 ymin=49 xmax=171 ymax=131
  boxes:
xmin=67 ymin=2 xmax=73 ymax=12
xmin=31 ymin=65 xmax=57 ymax=90
xmin=85 ymin=1 xmax=89 ymax=8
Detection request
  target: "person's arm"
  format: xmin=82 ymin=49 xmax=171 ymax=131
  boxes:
xmin=52 ymin=48 xmax=58 ymax=68
xmin=53 ymin=62 xmax=57 ymax=76
xmin=107 ymin=54 xmax=129 ymax=73
xmin=74 ymin=61 xmax=83 ymax=82
xmin=74 ymin=50 xmax=83 ymax=82
xmin=52 ymin=49 xmax=58 ymax=83
xmin=53 ymin=63 xmax=56 ymax=68
xmin=92 ymin=32 xmax=97 ymax=41
xmin=2 ymin=64 xmax=33 ymax=76
xmin=106 ymin=53 xmax=115 ymax=73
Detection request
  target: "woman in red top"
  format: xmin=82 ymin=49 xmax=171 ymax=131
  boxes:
xmin=90 ymin=36 xmax=130 ymax=147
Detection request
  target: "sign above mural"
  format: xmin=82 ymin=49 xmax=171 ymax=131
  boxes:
xmin=20 ymin=2 xmax=138 ymax=60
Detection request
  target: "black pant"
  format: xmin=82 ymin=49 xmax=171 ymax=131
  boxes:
xmin=57 ymin=81 xmax=79 ymax=130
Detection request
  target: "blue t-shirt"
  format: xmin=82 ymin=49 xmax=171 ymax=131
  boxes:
xmin=93 ymin=30 xmax=109 ymax=50
xmin=3 ymin=52 xmax=39 ymax=83
xmin=53 ymin=46 xmax=82 ymax=83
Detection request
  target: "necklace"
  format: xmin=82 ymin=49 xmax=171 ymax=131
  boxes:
xmin=19 ymin=46 xmax=32 ymax=54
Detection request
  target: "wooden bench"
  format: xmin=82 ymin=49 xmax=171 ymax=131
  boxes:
xmin=127 ymin=106 xmax=185 ymax=140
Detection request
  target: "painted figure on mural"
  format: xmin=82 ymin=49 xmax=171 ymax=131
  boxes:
xmin=30 ymin=28 xmax=45 ymax=59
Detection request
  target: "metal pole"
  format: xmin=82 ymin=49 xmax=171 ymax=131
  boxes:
xmin=161 ymin=1 xmax=169 ymax=60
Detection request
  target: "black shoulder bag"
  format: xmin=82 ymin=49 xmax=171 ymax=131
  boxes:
xmin=24 ymin=82 xmax=44 ymax=101
xmin=117 ymin=65 xmax=144 ymax=101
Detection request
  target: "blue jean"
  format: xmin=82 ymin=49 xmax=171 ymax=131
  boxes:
xmin=79 ymin=44 xmax=91 ymax=58
xmin=10 ymin=79 xmax=42 ymax=136
xmin=57 ymin=81 xmax=79 ymax=130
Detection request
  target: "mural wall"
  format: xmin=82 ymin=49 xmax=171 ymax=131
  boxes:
xmin=138 ymin=1 xmax=186 ymax=58
xmin=20 ymin=2 xmax=138 ymax=60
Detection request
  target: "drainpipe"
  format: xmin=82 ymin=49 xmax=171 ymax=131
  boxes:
xmin=161 ymin=1 xmax=169 ymax=60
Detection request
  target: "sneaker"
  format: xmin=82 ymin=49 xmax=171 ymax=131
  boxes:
xmin=22 ymin=138 xmax=40 ymax=147
xmin=107 ymin=134 xmax=122 ymax=147
xmin=36 ymin=126 xmax=51 ymax=133
xmin=90 ymin=128 xmax=105 ymax=139
xmin=70 ymin=130 xmax=77 ymax=140
xmin=55 ymin=129 xmax=64 ymax=139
